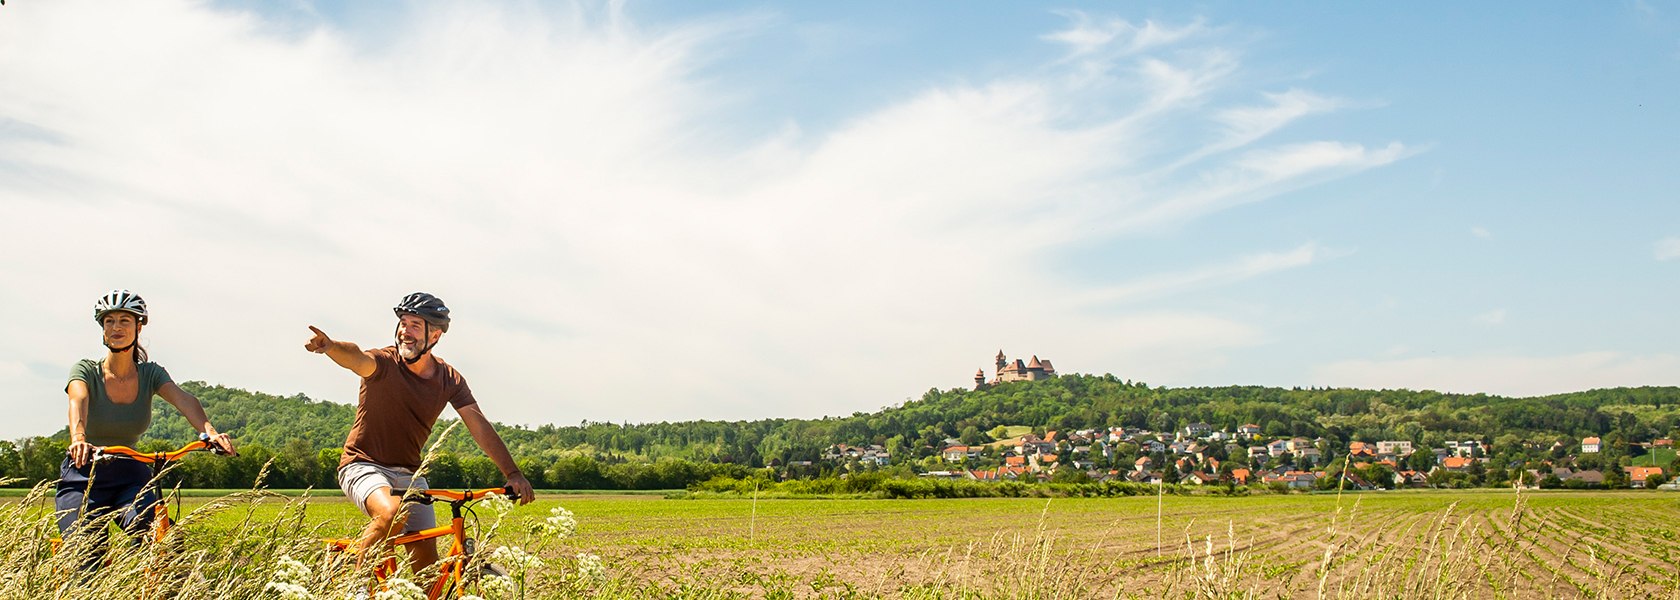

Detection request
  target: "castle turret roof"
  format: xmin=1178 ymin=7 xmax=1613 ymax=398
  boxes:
xmin=1028 ymin=356 xmax=1042 ymax=369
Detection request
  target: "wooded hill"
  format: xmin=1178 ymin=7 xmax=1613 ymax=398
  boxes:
xmin=4 ymin=376 xmax=1677 ymax=490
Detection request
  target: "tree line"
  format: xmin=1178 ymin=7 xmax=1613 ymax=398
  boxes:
xmin=3 ymin=378 xmax=1677 ymax=490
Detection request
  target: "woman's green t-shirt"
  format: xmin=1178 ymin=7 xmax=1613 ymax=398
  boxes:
xmin=67 ymin=359 xmax=171 ymax=447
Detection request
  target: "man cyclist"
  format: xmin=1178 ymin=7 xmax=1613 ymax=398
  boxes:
xmin=305 ymin=292 xmax=533 ymax=570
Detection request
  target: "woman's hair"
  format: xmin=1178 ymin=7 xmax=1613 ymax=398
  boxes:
xmin=133 ymin=339 xmax=149 ymax=364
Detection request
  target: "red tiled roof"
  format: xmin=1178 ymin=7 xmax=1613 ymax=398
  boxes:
xmin=1625 ymin=466 xmax=1664 ymax=480
xmin=1005 ymin=456 xmax=1026 ymax=466
xmin=1583 ymin=437 xmax=1601 ymax=444
xmin=1442 ymin=457 xmax=1473 ymax=469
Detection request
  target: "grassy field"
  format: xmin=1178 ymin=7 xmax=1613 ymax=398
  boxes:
xmin=5 ymin=487 xmax=1679 ymax=598
xmin=1632 ymin=447 xmax=1676 ymax=467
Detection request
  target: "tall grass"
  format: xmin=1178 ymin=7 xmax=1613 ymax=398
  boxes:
xmin=0 ymin=431 xmax=598 ymax=600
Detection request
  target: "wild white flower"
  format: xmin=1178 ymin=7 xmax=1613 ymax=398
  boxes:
xmin=490 ymin=545 xmax=544 ymax=571
xmin=372 ymin=578 xmax=425 ymax=600
xmin=534 ymin=505 xmax=576 ymax=539
xmin=480 ymin=492 xmax=514 ymax=517
xmin=265 ymin=581 xmax=312 ymax=600
xmin=574 ymin=552 xmax=605 ymax=582
xmin=459 ymin=596 xmax=485 ymax=600
xmin=479 ymin=574 xmax=515 ymax=597
xmin=272 ymin=555 xmax=313 ymax=585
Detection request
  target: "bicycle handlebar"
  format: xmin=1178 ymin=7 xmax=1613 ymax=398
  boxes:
xmin=92 ymin=433 xmax=227 ymax=464
xmin=390 ymin=486 xmax=518 ymax=504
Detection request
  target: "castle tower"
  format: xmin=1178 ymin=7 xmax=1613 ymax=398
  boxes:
xmin=975 ymin=368 xmax=986 ymax=390
xmin=996 ymin=350 xmax=1007 ymax=371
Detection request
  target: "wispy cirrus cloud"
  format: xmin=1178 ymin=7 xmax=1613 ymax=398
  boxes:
xmin=0 ymin=2 xmax=1406 ymax=436
xmin=1076 ymin=243 xmax=1340 ymax=305
xmin=1655 ymin=237 xmax=1680 ymax=260
xmin=1473 ymin=308 xmax=1507 ymax=326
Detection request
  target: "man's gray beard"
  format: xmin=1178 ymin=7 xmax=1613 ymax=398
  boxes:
xmin=397 ymin=340 xmax=420 ymax=359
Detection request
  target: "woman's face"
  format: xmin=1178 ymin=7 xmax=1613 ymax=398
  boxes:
xmin=101 ymin=312 xmax=140 ymax=347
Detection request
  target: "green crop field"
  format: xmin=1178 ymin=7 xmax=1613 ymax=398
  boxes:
xmin=4 ymin=488 xmax=1679 ymax=598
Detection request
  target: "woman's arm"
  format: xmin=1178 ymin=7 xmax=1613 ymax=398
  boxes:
xmin=67 ymin=380 xmax=94 ymax=467
xmin=158 ymin=382 xmax=238 ymax=455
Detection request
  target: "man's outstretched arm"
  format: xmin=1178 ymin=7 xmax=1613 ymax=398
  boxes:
xmin=305 ymin=325 xmax=376 ymax=377
xmin=458 ymin=403 xmax=535 ymax=504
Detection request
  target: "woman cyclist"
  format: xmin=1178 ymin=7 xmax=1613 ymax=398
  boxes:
xmin=56 ymin=290 xmax=237 ymax=562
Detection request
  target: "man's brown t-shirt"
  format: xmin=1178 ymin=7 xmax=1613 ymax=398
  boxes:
xmin=339 ymin=347 xmax=477 ymax=470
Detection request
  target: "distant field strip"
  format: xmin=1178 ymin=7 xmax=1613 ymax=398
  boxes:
xmin=4 ymin=489 xmax=1674 ymax=598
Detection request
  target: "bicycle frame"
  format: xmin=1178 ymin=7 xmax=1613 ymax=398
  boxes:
xmin=325 ymin=486 xmax=515 ymax=600
xmin=51 ymin=436 xmax=218 ymax=552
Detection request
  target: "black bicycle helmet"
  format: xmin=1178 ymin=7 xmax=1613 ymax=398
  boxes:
xmin=394 ymin=292 xmax=450 ymax=332
xmin=94 ymin=289 xmax=149 ymax=325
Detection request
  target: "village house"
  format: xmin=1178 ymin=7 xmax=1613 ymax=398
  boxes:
xmin=1266 ymin=439 xmax=1291 ymax=457
xmin=1263 ymin=471 xmax=1318 ymax=489
xmin=1445 ymin=440 xmax=1484 ymax=458
xmin=1237 ymin=424 xmax=1263 ymax=438
xmin=1183 ymin=423 xmax=1213 ymax=438
xmin=1348 ymin=441 xmax=1376 ymax=457
xmin=1376 ymin=440 xmax=1414 ymax=456
xmin=1581 ymin=437 xmax=1601 ymax=453
xmin=1438 ymin=456 xmax=1474 ymax=472
xmin=941 ymin=445 xmax=981 ymax=463
xmin=824 ymin=444 xmax=891 ymax=466
xmin=1625 ymin=466 xmax=1665 ymax=488
xmin=1394 ymin=470 xmax=1429 ymax=488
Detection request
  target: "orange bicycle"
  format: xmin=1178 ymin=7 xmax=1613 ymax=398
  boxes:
xmin=51 ymin=433 xmax=227 ymax=554
xmin=325 ymin=486 xmax=517 ymax=600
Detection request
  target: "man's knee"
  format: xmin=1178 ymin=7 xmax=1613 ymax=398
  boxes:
xmin=365 ymin=500 xmax=409 ymax=534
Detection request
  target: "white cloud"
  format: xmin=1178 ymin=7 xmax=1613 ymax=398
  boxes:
xmin=1471 ymin=226 xmax=1491 ymax=239
xmin=1655 ymin=237 xmax=1680 ymax=261
xmin=0 ymin=2 xmax=1406 ymax=437
xmin=1312 ymin=352 xmax=1680 ymax=398
xmin=1076 ymin=243 xmax=1337 ymax=305
xmin=1473 ymin=309 xmax=1506 ymax=326
xmin=1043 ymin=12 xmax=1208 ymax=59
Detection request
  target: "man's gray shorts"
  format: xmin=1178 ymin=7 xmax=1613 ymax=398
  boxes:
xmin=337 ymin=461 xmax=436 ymax=533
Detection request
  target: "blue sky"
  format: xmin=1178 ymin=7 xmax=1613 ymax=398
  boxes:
xmin=0 ymin=1 xmax=1676 ymax=438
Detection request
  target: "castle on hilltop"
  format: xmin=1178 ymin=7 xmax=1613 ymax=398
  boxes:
xmin=975 ymin=350 xmax=1057 ymax=390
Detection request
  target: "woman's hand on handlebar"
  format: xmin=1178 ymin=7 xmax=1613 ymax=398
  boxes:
xmin=68 ymin=440 xmax=96 ymax=468
xmin=202 ymin=431 xmax=238 ymax=456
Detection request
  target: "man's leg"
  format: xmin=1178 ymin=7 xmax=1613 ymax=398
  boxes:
xmin=357 ymin=484 xmax=409 ymax=554
xmin=404 ymin=537 xmax=440 ymax=572
xmin=363 ymin=488 xmax=438 ymax=572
